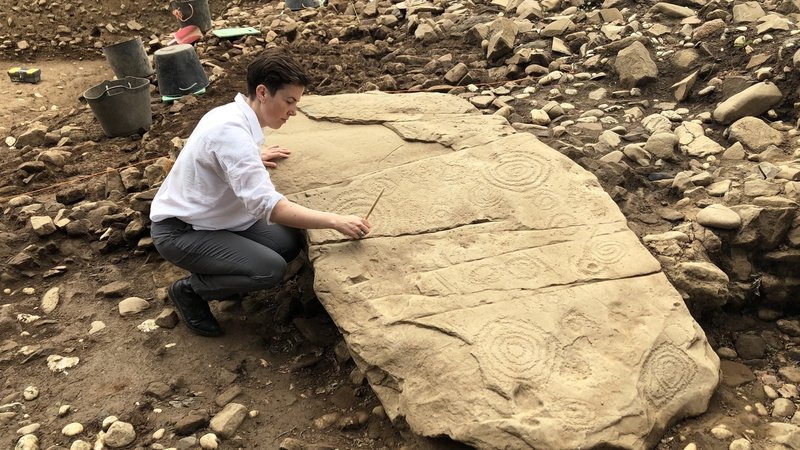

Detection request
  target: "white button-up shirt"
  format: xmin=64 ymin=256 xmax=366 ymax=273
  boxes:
xmin=150 ymin=93 xmax=285 ymax=231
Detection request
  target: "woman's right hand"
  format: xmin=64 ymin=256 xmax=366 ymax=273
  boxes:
xmin=332 ymin=214 xmax=372 ymax=239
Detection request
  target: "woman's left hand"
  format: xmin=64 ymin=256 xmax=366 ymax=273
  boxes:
xmin=261 ymin=145 xmax=292 ymax=168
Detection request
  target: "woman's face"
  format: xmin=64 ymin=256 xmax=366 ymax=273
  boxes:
xmin=257 ymin=84 xmax=305 ymax=129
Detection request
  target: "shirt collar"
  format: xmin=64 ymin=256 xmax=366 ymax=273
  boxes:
xmin=234 ymin=93 xmax=265 ymax=145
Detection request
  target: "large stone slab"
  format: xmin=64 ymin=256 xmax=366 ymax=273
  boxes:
xmin=269 ymin=93 xmax=720 ymax=449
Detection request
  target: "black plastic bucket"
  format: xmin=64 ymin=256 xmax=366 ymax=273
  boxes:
xmin=103 ymin=37 xmax=155 ymax=79
xmin=154 ymin=44 xmax=209 ymax=98
xmin=170 ymin=0 xmax=213 ymax=33
xmin=84 ymin=77 xmax=152 ymax=137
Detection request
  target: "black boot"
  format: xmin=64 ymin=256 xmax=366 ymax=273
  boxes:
xmin=168 ymin=278 xmax=223 ymax=337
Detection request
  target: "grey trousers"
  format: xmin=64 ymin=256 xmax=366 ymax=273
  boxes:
xmin=151 ymin=218 xmax=304 ymax=301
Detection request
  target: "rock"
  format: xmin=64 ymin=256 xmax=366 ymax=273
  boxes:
xmin=615 ymin=41 xmax=658 ymax=88
xmin=684 ymin=135 xmax=724 ymax=157
xmin=733 ymin=1 xmax=766 ymax=22
xmin=735 ymin=334 xmax=766 ymax=359
xmin=97 ymin=281 xmax=130 ymax=298
xmin=648 ymin=2 xmax=695 ymax=17
xmin=444 ymin=63 xmax=469 ymax=85
xmin=104 ymin=421 xmax=136 ymax=448
xmin=215 ymin=385 xmax=243 ymax=407
xmin=780 ymin=366 xmax=800 ymax=383
xmin=729 ymin=438 xmax=752 ymax=450
xmin=721 ymin=360 xmax=756 ymax=386
xmin=767 ymin=422 xmax=800 ymax=448
xmin=155 ymin=308 xmax=178 ymax=328
xmin=88 ymin=321 xmax=106 ymax=335
xmin=15 ymin=434 xmax=38 ymax=450
xmin=671 ymin=262 xmax=729 ymax=311
xmin=711 ymin=425 xmax=734 ymax=439
xmin=209 ymin=402 xmax=248 ymax=439
xmin=642 ymin=114 xmax=673 ymax=134
xmin=486 ymin=18 xmax=517 ymax=63
xmin=23 ymin=386 xmax=39 ymax=400
xmin=672 ymin=71 xmax=698 ymax=102
xmin=774 ymin=398 xmax=798 ymax=418
xmin=732 ymin=205 xmax=794 ymax=249
xmin=722 ymin=142 xmax=747 ymax=160
xmin=145 ymin=381 xmax=172 ymax=400
xmin=696 ymin=204 xmax=741 ymax=230
xmin=118 ymin=297 xmax=150 ymax=316
xmin=713 ymin=82 xmax=783 ymax=124
xmin=41 ymin=287 xmax=60 ymax=314
xmin=17 ymin=423 xmax=40 ymax=434
xmin=16 ymin=123 xmax=48 ymax=147
xmin=729 ymin=117 xmax=784 ymax=151
xmin=30 ymin=216 xmax=56 ymax=236
xmin=62 ymin=422 xmax=84 ymax=436
xmin=70 ymin=440 xmax=91 ymax=450
xmin=47 ymin=355 xmax=79 ymax=372
xmin=200 ymin=433 xmax=219 ymax=449
xmin=692 ymin=19 xmax=725 ymax=40
xmin=778 ymin=319 xmax=800 ymax=337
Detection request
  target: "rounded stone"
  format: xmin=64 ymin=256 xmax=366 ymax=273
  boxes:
xmin=773 ymin=398 xmax=797 ymax=418
xmin=22 ymin=386 xmax=39 ymax=401
xmin=729 ymin=438 xmax=752 ymax=450
xmin=62 ymin=422 xmax=84 ymax=436
xmin=735 ymin=334 xmax=766 ymax=359
xmin=15 ymin=434 xmax=38 ymax=450
xmin=104 ymin=421 xmax=136 ymax=448
xmin=711 ymin=425 xmax=734 ymax=439
xmin=70 ymin=440 xmax=92 ymax=450
xmin=696 ymin=204 xmax=741 ymax=230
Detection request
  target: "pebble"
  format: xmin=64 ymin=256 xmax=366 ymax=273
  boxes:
xmin=764 ymin=385 xmax=780 ymax=400
xmin=730 ymin=438 xmax=752 ymax=450
xmin=62 ymin=422 xmax=83 ymax=436
xmin=58 ymin=405 xmax=71 ymax=416
xmin=199 ymin=433 xmax=220 ymax=449
xmin=773 ymin=398 xmax=797 ymax=418
xmin=717 ymin=347 xmax=738 ymax=359
xmin=23 ymin=386 xmax=39 ymax=401
xmin=70 ymin=441 xmax=91 ymax=450
xmin=102 ymin=416 xmax=119 ymax=430
xmin=711 ymin=425 xmax=734 ymax=439
xmin=153 ymin=428 xmax=165 ymax=440
xmin=104 ymin=421 xmax=136 ymax=447
xmin=15 ymin=434 xmax=38 ymax=450
xmin=696 ymin=204 xmax=742 ymax=230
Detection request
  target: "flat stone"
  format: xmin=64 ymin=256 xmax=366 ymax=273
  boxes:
xmin=733 ymin=1 xmax=766 ymax=23
xmin=721 ymin=360 xmax=756 ymax=387
xmin=697 ymin=204 xmax=742 ymax=229
xmin=271 ymin=92 xmax=720 ymax=449
xmin=729 ymin=116 xmax=784 ymax=151
xmin=118 ymin=297 xmax=150 ymax=316
xmin=30 ymin=216 xmax=56 ymax=236
xmin=41 ymin=287 xmax=60 ymax=314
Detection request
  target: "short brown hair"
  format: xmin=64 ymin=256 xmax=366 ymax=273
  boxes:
xmin=246 ymin=48 xmax=310 ymax=98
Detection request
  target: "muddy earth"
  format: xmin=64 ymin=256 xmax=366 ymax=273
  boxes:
xmin=3 ymin=0 xmax=800 ymax=449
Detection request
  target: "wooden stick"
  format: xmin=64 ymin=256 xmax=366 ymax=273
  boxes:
xmin=364 ymin=188 xmax=385 ymax=220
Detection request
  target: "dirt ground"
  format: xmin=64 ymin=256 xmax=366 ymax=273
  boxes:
xmin=0 ymin=0 xmax=794 ymax=449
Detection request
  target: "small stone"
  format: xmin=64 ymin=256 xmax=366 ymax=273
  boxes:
xmin=765 ymin=385 xmax=780 ymax=399
xmin=23 ymin=386 xmax=39 ymax=401
xmin=209 ymin=403 xmax=248 ymax=439
xmin=773 ymin=398 xmax=798 ymax=418
xmin=153 ymin=428 xmax=165 ymax=440
xmin=199 ymin=433 xmax=219 ymax=449
xmin=729 ymin=438 xmax=752 ymax=450
xmin=70 ymin=440 xmax=91 ymax=450
xmin=102 ymin=415 xmax=119 ymax=431
xmin=30 ymin=216 xmax=57 ymax=236
xmin=89 ymin=321 xmax=106 ymax=335
xmin=41 ymin=287 xmax=60 ymax=314
xmin=17 ymin=423 xmax=40 ymax=435
xmin=717 ymin=347 xmax=738 ymax=359
xmin=62 ymin=422 xmax=84 ymax=436
xmin=711 ymin=425 xmax=734 ymax=439
xmin=15 ymin=434 xmax=38 ymax=450
xmin=696 ymin=204 xmax=742 ymax=229
xmin=58 ymin=405 xmax=71 ymax=417
xmin=104 ymin=421 xmax=136 ymax=447
xmin=118 ymin=297 xmax=150 ymax=316
xmin=47 ymin=355 xmax=79 ymax=372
